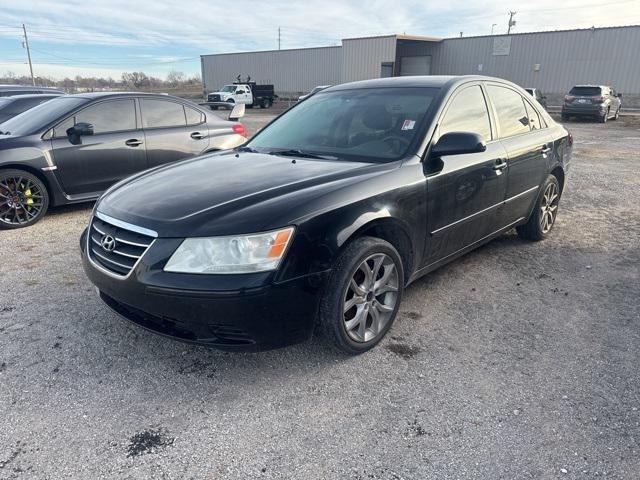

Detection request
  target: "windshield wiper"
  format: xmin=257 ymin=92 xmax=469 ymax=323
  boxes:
xmin=0 ymin=131 xmax=9 ymax=135
xmin=234 ymin=146 xmax=259 ymax=153
xmin=268 ymin=149 xmax=338 ymax=160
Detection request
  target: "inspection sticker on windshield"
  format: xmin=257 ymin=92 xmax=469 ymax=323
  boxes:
xmin=401 ymin=119 xmax=416 ymax=130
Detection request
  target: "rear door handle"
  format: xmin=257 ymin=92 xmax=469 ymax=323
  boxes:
xmin=125 ymin=139 xmax=143 ymax=147
xmin=190 ymin=132 xmax=206 ymax=140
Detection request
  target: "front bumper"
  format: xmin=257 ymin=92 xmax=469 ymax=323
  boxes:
xmin=80 ymin=228 xmax=330 ymax=351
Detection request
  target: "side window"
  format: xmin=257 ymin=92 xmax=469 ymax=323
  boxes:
xmin=185 ymin=106 xmax=205 ymax=125
xmin=141 ymin=99 xmax=186 ymax=128
xmin=75 ymin=99 xmax=136 ymax=134
xmin=53 ymin=116 xmax=75 ymax=137
xmin=524 ymin=100 xmax=542 ymax=131
xmin=486 ymin=85 xmax=530 ymax=138
xmin=439 ymin=85 xmax=492 ymax=142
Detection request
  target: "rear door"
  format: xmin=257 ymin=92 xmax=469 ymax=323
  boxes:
xmin=423 ymin=83 xmax=509 ymax=266
xmin=485 ymin=84 xmax=552 ymax=226
xmin=50 ymin=98 xmax=147 ymax=196
xmin=140 ymin=98 xmax=209 ymax=168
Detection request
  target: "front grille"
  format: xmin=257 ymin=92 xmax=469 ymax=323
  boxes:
xmin=208 ymin=94 xmax=221 ymax=102
xmin=88 ymin=215 xmax=154 ymax=277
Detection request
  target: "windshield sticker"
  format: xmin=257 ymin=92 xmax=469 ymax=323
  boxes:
xmin=401 ymin=119 xmax=416 ymax=131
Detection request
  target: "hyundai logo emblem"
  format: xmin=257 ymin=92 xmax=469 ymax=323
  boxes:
xmin=101 ymin=234 xmax=116 ymax=252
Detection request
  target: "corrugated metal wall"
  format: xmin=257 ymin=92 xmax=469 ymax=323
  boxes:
xmin=434 ymin=26 xmax=640 ymax=94
xmin=200 ymin=26 xmax=640 ymax=100
xmin=201 ymin=46 xmax=342 ymax=95
xmin=340 ymin=36 xmax=397 ymax=83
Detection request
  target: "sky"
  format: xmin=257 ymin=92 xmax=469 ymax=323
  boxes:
xmin=1 ymin=0 xmax=639 ymax=80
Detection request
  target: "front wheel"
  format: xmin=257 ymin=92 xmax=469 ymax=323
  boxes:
xmin=516 ymin=175 xmax=561 ymax=241
xmin=318 ymin=237 xmax=404 ymax=355
xmin=0 ymin=169 xmax=50 ymax=229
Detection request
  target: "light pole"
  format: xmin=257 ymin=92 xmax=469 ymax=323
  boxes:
xmin=491 ymin=23 xmax=497 ymax=35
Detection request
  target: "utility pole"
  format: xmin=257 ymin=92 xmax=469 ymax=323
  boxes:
xmin=507 ymin=11 xmax=517 ymax=35
xmin=22 ymin=24 xmax=35 ymax=86
xmin=278 ymin=27 xmax=281 ymax=50
xmin=491 ymin=23 xmax=497 ymax=35
xmin=459 ymin=31 xmax=463 ymax=37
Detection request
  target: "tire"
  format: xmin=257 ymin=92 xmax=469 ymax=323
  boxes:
xmin=516 ymin=174 xmax=561 ymax=241
xmin=561 ymin=113 xmax=569 ymax=121
xmin=259 ymin=99 xmax=266 ymax=109
xmin=318 ymin=236 xmax=404 ymax=355
xmin=599 ymin=108 xmax=609 ymax=123
xmin=613 ymin=108 xmax=620 ymax=120
xmin=210 ymin=105 xmax=218 ymax=110
xmin=0 ymin=168 xmax=50 ymax=229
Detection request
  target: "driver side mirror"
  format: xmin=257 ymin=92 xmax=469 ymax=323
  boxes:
xmin=431 ymin=132 xmax=486 ymax=157
xmin=228 ymin=103 xmax=245 ymax=121
xmin=66 ymin=122 xmax=94 ymax=145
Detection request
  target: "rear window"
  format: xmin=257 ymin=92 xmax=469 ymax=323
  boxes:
xmin=569 ymin=86 xmax=601 ymax=96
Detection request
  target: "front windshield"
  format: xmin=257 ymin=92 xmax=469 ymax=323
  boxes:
xmin=247 ymin=87 xmax=438 ymax=162
xmin=0 ymin=97 xmax=87 ymax=136
xmin=221 ymin=85 xmax=236 ymax=92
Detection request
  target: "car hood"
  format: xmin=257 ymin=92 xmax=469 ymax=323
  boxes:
xmin=97 ymin=151 xmax=391 ymax=237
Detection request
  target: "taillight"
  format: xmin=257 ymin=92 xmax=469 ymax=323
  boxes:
xmin=568 ymin=131 xmax=573 ymax=146
xmin=564 ymin=95 xmax=575 ymax=102
xmin=232 ymin=123 xmax=246 ymax=137
xmin=592 ymin=96 xmax=604 ymax=104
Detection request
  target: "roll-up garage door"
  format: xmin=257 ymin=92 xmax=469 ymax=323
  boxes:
xmin=400 ymin=56 xmax=431 ymax=76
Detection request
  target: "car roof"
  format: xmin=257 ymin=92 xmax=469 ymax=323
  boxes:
xmin=1 ymin=93 xmax=64 ymax=101
xmin=66 ymin=91 xmax=185 ymax=100
xmin=326 ymin=75 xmax=523 ymax=92
xmin=0 ymin=85 xmax=63 ymax=92
xmin=572 ymin=85 xmax=607 ymax=88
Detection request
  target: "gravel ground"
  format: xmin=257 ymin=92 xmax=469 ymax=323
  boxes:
xmin=1 ymin=114 xmax=639 ymax=479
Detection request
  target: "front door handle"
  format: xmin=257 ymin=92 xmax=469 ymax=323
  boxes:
xmin=541 ymin=144 xmax=552 ymax=155
xmin=190 ymin=132 xmax=206 ymax=140
xmin=125 ymin=139 xmax=143 ymax=147
xmin=493 ymin=159 xmax=508 ymax=171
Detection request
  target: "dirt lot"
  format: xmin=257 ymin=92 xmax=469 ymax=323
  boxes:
xmin=0 ymin=113 xmax=639 ymax=479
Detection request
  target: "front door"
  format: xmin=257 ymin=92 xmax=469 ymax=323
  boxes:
xmin=423 ymin=84 xmax=509 ymax=266
xmin=50 ymin=98 xmax=146 ymax=196
xmin=139 ymin=98 xmax=209 ymax=168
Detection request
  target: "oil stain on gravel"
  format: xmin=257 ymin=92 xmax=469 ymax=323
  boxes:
xmin=386 ymin=342 xmax=422 ymax=358
xmin=126 ymin=428 xmax=174 ymax=457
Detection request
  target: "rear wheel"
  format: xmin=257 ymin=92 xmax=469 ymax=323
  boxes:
xmin=0 ymin=169 xmax=49 ymax=229
xmin=516 ymin=175 xmax=561 ymax=241
xmin=561 ymin=113 xmax=569 ymax=121
xmin=613 ymin=107 xmax=620 ymax=120
xmin=210 ymin=105 xmax=218 ymax=110
xmin=599 ymin=108 xmax=609 ymax=123
xmin=319 ymin=237 xmax=404 ymax=355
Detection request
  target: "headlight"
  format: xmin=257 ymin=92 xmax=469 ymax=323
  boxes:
xmin=164 ymin=227 xmax=294 ymax=274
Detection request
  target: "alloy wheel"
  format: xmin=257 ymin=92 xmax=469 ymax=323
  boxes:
xmin=539 ymin=182 xmax=559 ymax=234
xmin=343 ymin=253 xmax=399 ymax=342
xmin=0 ymin=175 xmax=45 ymax=226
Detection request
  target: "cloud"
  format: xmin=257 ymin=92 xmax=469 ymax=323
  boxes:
xmin=1 ymin=0 xmax=639 ymax=78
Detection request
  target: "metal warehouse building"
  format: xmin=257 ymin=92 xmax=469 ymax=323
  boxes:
xmin=201 ymin=25 xmax=640 ymax=106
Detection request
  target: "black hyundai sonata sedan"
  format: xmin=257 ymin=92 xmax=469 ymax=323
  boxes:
xmin=81 ymin=75 xmax=572 ymax=354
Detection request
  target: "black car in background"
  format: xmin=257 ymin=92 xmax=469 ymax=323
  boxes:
xmin=81 ymin=75 xmax=573 ymax=355
xmin=0 ymin=94 xmax=63 ymax=123
xmin=562 ymin=85 xmax=622 ymax=122
xmin=0 ymin=92 xmax=246 ymax=229
xmin=524 ymin=88 xmax=547 ymax=110
xmin=0 ymin=85 xmax=65 ymax=97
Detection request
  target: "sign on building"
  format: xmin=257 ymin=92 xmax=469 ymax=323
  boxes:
xmin=492 ymin=37 xmax=512 ymax=56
